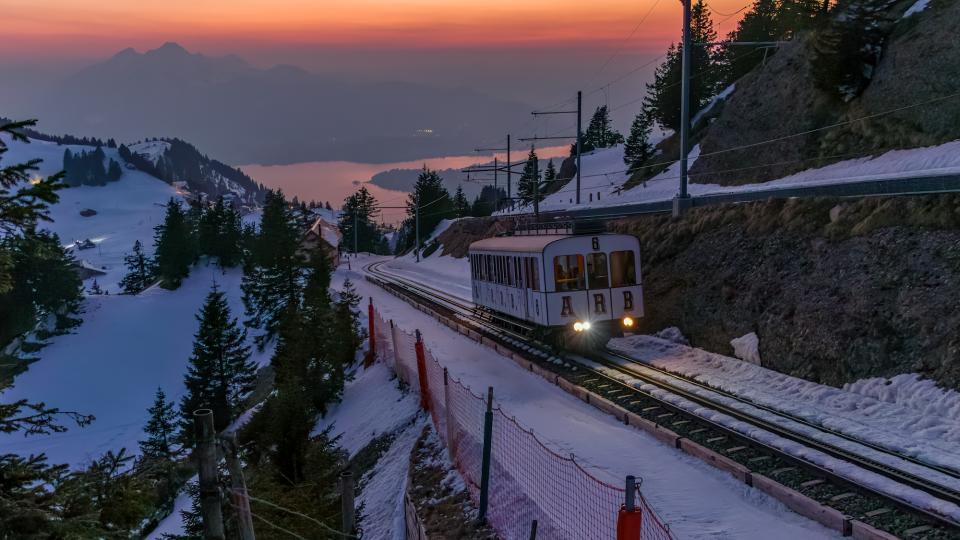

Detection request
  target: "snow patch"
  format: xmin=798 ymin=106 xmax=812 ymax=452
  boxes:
xmin=903 ymin=0 xmax=931 ymax=17
xmin=655 ymin=327 xmax=689 ymax=346
xmin=730 ymin=332 xmax=762 ymax=365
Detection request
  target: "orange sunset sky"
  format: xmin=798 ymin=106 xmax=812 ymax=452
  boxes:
xmin=3 ymin=0 xmax=749 ymax=59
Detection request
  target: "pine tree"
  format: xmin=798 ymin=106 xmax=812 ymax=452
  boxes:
xmin=119 ymin=240 xmax=152 ymax=294
xmin=720 ymin=0 xmax=780 ymax=84
xmin=645 ymin=0 xmax=721 ymax=131
xmin=332 ymin=278 xmax=363 ymax=370
xmin=217 ymin=202 xmax=243 ymax=267
xmin=576 ymin=106 xmax=625 ymax=155
xmin=153 ymin=198 xmax=194 ymax=289
xmin=404 ymin=167 xmax=453 ymax=252
xmin=107 ymin=159 xmax=123 ymax=182
xmin=89 ymin=279 xmax=103 ymax=295
xmin=543 ymin=160 xmax=557 ymax=185
xmin=242 ymin=190 xmax=304 ymax=347
xmin=623 ymin=109 xmax=656 ymax=173
xmin=197 ymin=199 xmax=223 ymax=259
xmin=339 ymin=187 xmax=383 ymax=254
xmin=139 ymin=387 xmax=178 ymax=461
xmin=180 ymin=286 xmax=256 ymax=439
xmin=470 ymin=185 xmax=506 ymax=217
xmin=517 ymin=147 xmax=543 ymax=207
xmin=453 ymin=185 xmax=470 ymax=218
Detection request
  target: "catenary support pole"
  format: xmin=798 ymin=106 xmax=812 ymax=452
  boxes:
xmin=576 ymin=91 xmax=583 ymax=205
xmin=415 ymin=198 xmax=420 ymax=262
xmin=493 ymin=157 xmax=499 ymax=211
xmin=533 ymin=153 xmax=540 ymax=220
xmin=353 ymin=211 xmax=358 ymax=254
xmin=678 ymin=0 xmax=692 ymax=204
xmin=506 ymin=134 xmax=512 ymax=208
xmin=478 ymin=386 xmax=494 ymax=524
xmin=366 ymin=297 xmax=376 ymax=368
xmin=222 ymin=434 xmax=256 ymax=540
xmin=194 ymin=409 xmax=225 ymax=540
xmin=340 ymin=470 xmax=355 ymax=534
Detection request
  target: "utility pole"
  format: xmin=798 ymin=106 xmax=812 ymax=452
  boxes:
xmin=353 ymin=211 xmax=358 ymax=254
xmin=527 ymin=94 xmax=582 ymax=204
xmin=675 ymin=0 xmax=693 ymax=217
xmin=340 ymin=470 xmax=355 ymax=535
xmin=493 ymin=157 xmax=499 ymax=211
xmin=415 ymin=197 xmax=420 ymax=263
xmin=576 ymin=90 xmax=583 ymax=205
xmin=506 ymin=134 xmax=512 ymax=208
xmin=194 ymin=409 xmax=225 ymax=540
xmin=533 ymin=152 xmax=540 ymax=220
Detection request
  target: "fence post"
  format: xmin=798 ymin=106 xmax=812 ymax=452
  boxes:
xmin=193 ymin=409 xmax=225 ymax=540
xmin=221 ymin=433 xmax=256 ymax=540
xmin=444 ymin=368 xmax=456 ymax=457
xmin=340 ymin=470 xmax=355 ymax=534
xmin=529 ymin=520 xmax=538 ymax=539
xmin=414 ymin=330 xmax=431 ymax=411
xmin=478 ymin=386 xmax=494 ymax=524
xmin=366 ymin=297 xmax=376 ymax=368
xmin=616 ymin=475 xmax=642 ymax=540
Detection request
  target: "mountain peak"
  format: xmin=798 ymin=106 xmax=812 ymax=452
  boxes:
xmin=148 ymin=42 xmax=190 ymax=57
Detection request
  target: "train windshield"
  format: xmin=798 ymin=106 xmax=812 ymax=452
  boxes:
xmin=610 ymin=250 xmax=637 ymax=287
xmin=553 ymin=255 xmax=585 ymax=291
xmin=587 ymin=253 xmax=609 ymax=289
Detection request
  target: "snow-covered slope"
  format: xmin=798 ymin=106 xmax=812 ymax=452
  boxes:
xmin=3 ymin=135 xmax=178 ymax=289
xmin=500 ymin=139 xmax=960 ymax=216
xmin=0 ymin=136 xmax=269 ymax=469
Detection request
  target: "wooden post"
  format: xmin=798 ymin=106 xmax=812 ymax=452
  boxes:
xmin=194 ymin=409 xmax=225 ymax=540
xmin=340 ymin=470 xmax=355 ymax=534
xmin=529 ymin=520 xmax=539 ymax=539
xmin=222 ymin=434 xmax=255 ymax=540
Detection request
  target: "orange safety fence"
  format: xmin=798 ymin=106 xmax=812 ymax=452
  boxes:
xmin=369 ymin=306 xmax=674 ymax=540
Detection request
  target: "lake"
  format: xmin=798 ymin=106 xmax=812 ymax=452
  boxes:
xmin=241 ymin=146 xmax=570 ymax=224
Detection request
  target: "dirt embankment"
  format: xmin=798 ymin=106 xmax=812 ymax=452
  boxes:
xmin=613 ymin=194 xmax=960 ymax=388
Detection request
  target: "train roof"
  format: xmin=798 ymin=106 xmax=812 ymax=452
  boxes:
xmin=469 ymin=234 xmax=573 ymax=253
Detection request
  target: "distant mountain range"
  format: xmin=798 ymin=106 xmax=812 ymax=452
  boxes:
xmin=7 ymin=42 xmax=533 ymax=166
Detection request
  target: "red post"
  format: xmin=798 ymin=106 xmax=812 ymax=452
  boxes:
xmin=617 ymin=476 xmax=642 ymax=540
xmin=365 ymin=297 xmax=376 ymax=368
xmin=414 ymin=329 xmax=431 ymax=411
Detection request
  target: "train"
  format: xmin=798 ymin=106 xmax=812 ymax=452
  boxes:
xmin=468 ymin=227 xmax=643 ymax=347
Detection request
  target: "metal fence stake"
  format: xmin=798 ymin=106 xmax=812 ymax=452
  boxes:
xmin=478 ymin=386 xmax=494 ymax=523
xmin=340 ymin=470 xmax=355 ymax=534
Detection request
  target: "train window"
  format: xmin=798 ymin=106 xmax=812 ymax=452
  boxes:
xmin=530 ymin=257 xmax=540 ymax=291
xmin=515 ymin=257 xmax=523 ymax=288
xmin=586 ymin=253 xmax=609 ymax=289
xmin=486 ymin=255 xmax=492 ymax=283
xmin=561 ymin=296 xmax=573 ymax=317
xmin=611 ymin=250 xmax=638 ymax=287
xmin=553 ymin=255 xmax=585 ymax=291
xmin=623 ymin=291 xmax=634 ymax=310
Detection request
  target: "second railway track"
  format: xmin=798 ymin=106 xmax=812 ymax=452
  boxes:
xmin=363 ymin=259 xmax=960 ymax=538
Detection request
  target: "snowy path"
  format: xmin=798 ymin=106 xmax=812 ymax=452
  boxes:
xmin=498 ymin=140 xmax=960 ymax=217
xmin=349 ymin=254 xmax=837 ymax=539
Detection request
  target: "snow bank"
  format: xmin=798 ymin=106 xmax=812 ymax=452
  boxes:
xmin=608 ymin=335 xmax=960 ymax=493
xmin=845 ymin=373 xmax=960 ymax=421
xmin=903 ymin=0 xmax=931 ymax=17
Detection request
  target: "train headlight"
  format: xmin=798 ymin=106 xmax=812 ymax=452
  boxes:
xmin=622 ymin=316 xmax=634 ymax=328
xmin=573 ymin=322 xmax=584 ymax=332
xmin=581 ymin=321 xmax=591 ymax=331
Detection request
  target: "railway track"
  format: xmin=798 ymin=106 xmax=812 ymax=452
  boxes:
xmin=363 ymin=259 xmax=960 ymax=538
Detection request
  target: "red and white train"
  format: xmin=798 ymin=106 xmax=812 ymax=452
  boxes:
xmin=468 ymin=230 xmax=643 ymax=345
